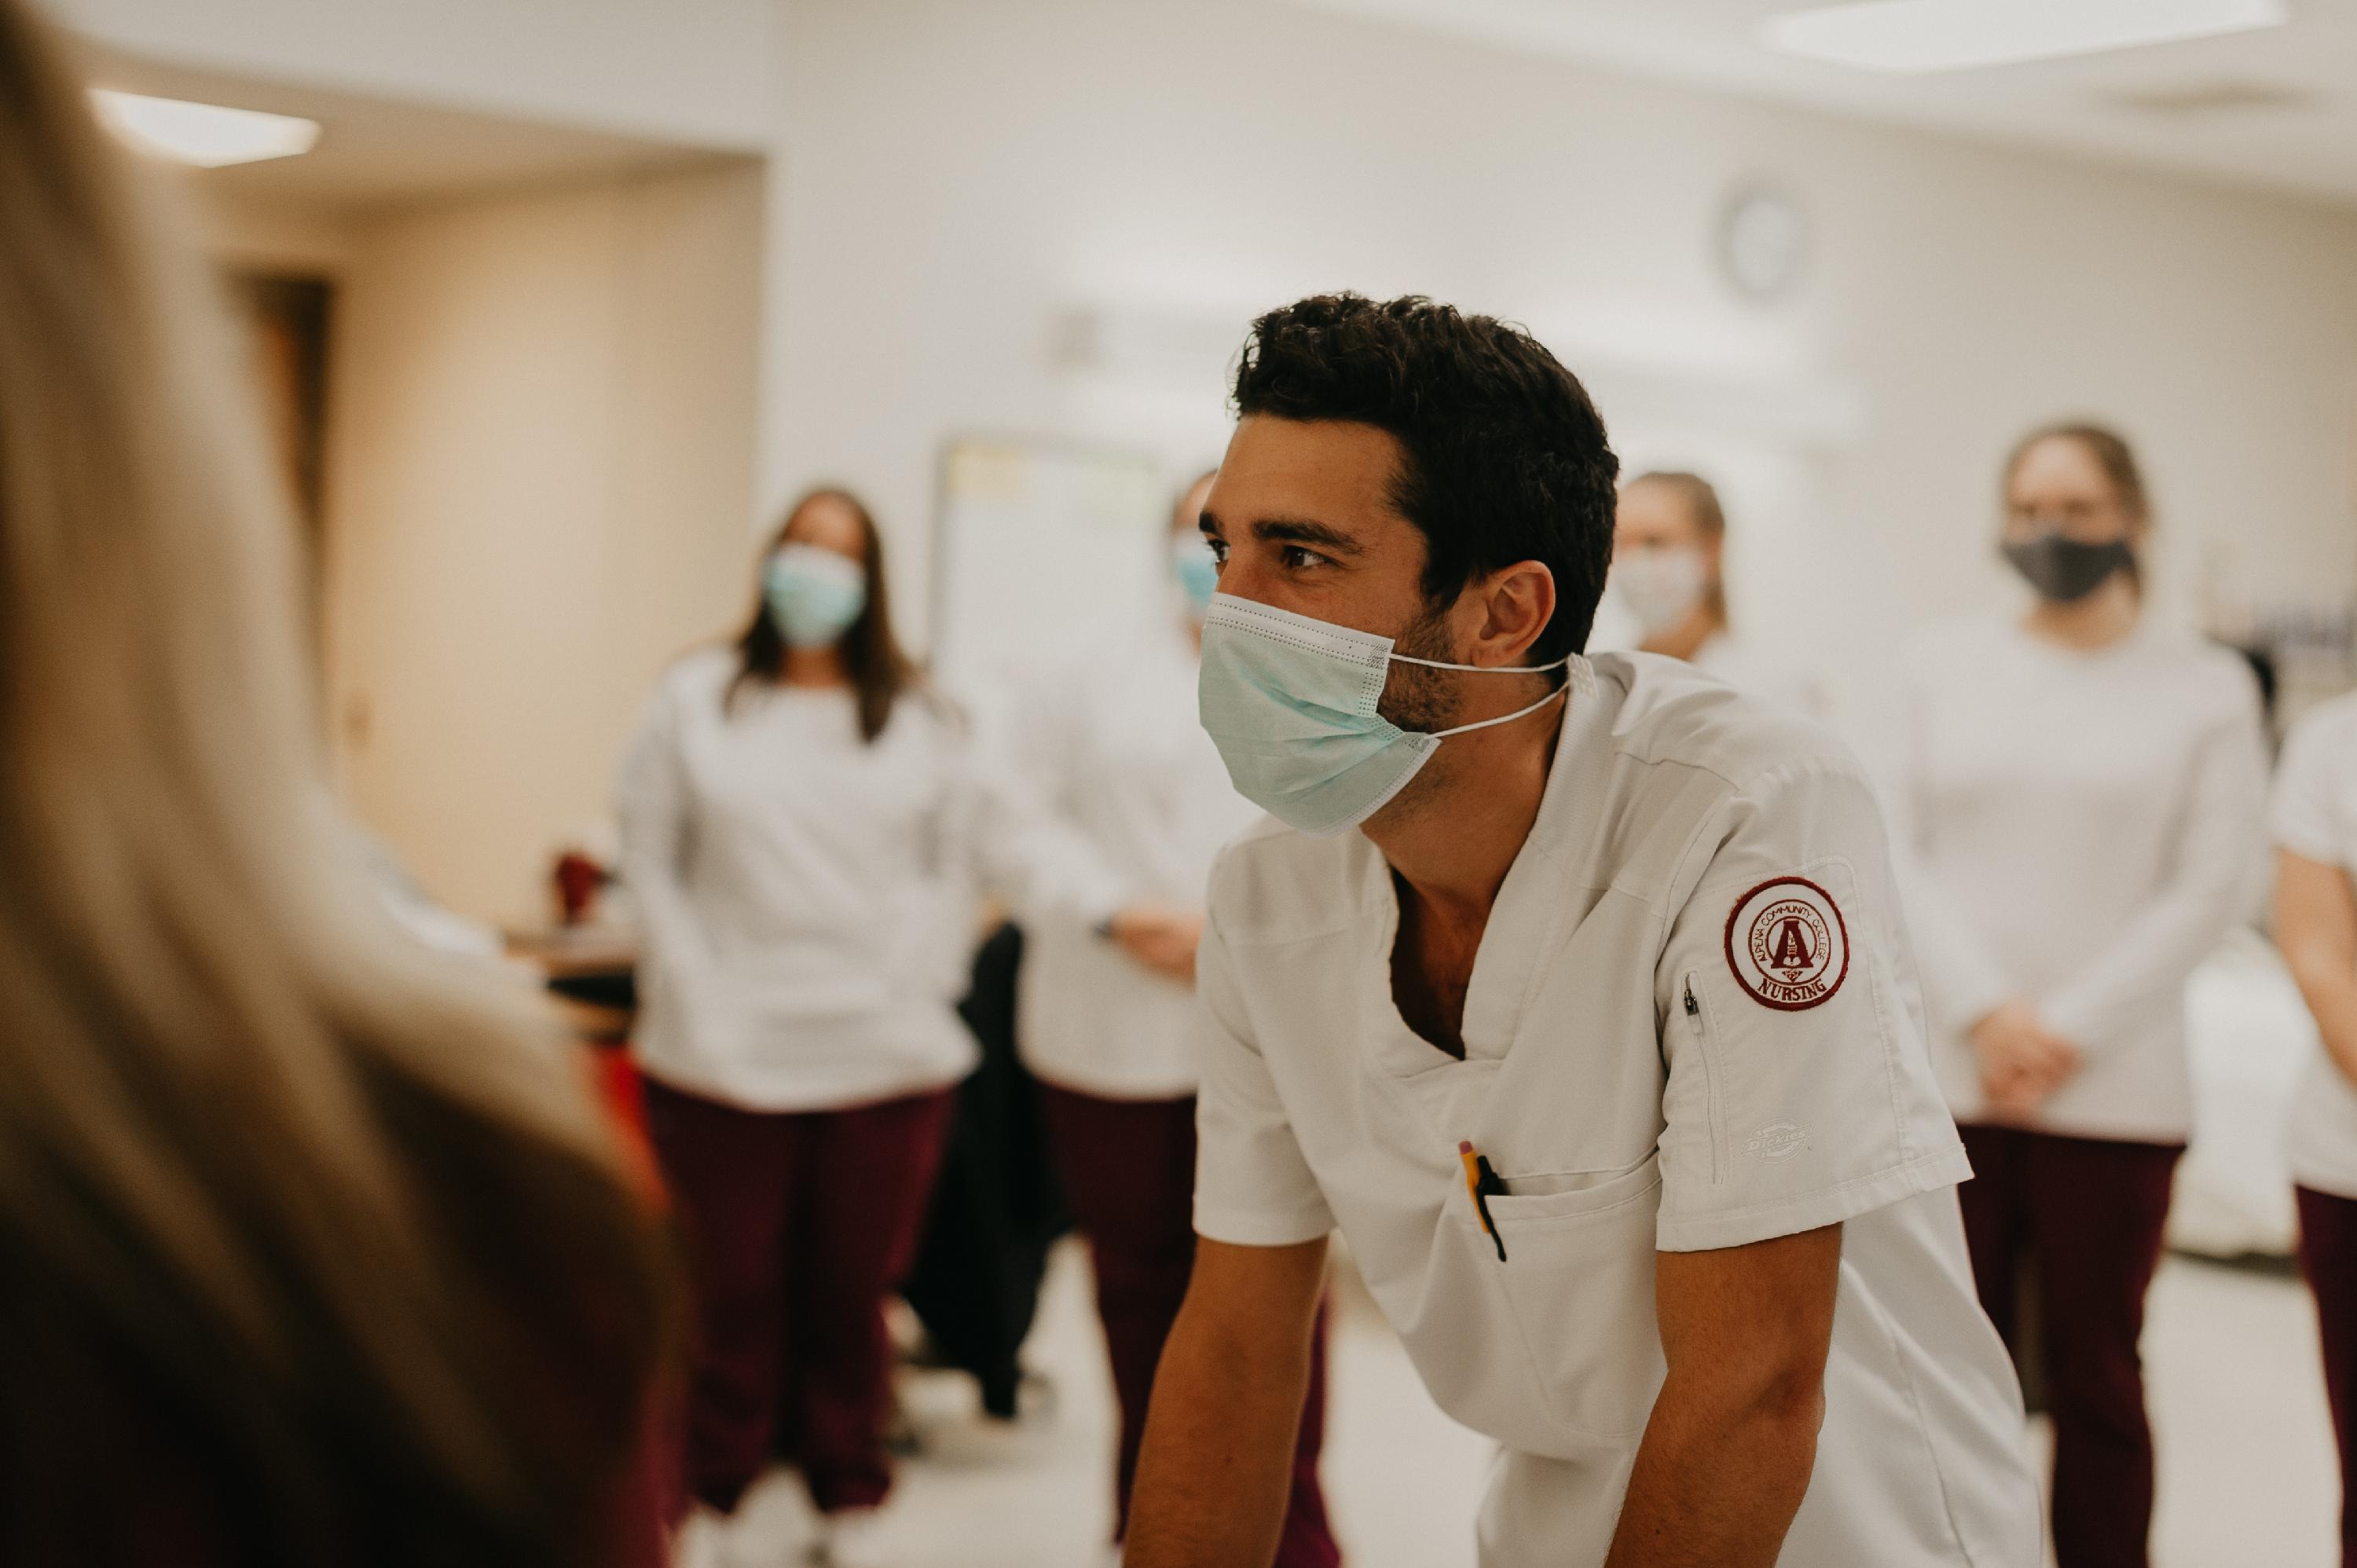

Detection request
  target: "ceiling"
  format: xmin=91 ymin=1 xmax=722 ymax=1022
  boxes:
xmin=1283 ymin=0 xmax=2357 ymax=207
xmin=75 ymin=45 xmax=742 ymax=216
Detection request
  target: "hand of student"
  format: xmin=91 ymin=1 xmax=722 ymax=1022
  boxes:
xmin=1107 ymin=905 xmax=1206 ymax=984
xmin=1970 ymin=1001 xmax=2080 ymax=1118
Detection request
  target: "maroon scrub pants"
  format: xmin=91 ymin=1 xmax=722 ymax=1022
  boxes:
xmin=1957 ymin=1123 xmax=2183 ymax=1568
xmin=2299 ymin=1185 xmax=2357 ymax=1566
xmin=642 ymin=1078 xmax=952 ymax=1518
xmin=1039 ymin=1083 xmax=1341 ymax=1568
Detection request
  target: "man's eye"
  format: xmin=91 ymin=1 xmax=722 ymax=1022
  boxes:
xmin=1281 ymin=546 xmax=1331 ymax=570
xmin=1206 ymin=540 xmax=1228 ymax=564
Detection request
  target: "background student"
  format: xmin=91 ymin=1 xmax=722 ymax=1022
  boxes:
xmin=1889 ymin=423 xmax=2268 ymax=1568
xmin=621 ymin=489 xmax=1113 ymax=1564
xmin=1006 ymin=472 xmax=1340 ymax=1566
xmin=621 ymin=489 xmax=972 ymax=1566
xmin=2267 ymin=694 xmax=2357 ymax=1566
xmin=1607 ymin=469 xmax=1826 ymax=715
xmin=0 ymin=4 xmax=675 ymax=1561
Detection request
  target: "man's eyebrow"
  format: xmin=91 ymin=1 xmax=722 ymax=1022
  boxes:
xmin=1246 ymin=516 xmax=1365 ymax=555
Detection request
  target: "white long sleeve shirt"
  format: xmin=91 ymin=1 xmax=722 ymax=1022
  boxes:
xmin=1004 ymin=619 xmax=1264 ymax=1100
xmin=1890 ymin=617 xmax=2267 ymax=1142
xmin=614 ymin=650 xmax=997 ymax=1112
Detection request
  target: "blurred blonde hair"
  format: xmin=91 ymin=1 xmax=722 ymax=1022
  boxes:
xmin=1626 ymin=470 xmax=1728 ymax=627
xmin=0 ymin=2 xmax=668 ymax=1556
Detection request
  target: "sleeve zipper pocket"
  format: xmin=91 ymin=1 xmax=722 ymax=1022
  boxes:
xmin=1682 ymin=976 xmax=1726 ymax=1186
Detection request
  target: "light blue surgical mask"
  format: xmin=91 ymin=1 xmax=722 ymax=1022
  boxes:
xmin=1172 ymin=533 xmax=1219 ymax=618
xmin=1197 ymin=593 xmax=1582 ymax=837
xmin=764 ymin=544 xmax=867 ymax=648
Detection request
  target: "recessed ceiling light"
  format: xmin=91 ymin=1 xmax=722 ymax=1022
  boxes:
xmin=1765 ymin=0 xmax=2286 ymax=75
xmin=89 ymin=89 xmax=321 ymax=168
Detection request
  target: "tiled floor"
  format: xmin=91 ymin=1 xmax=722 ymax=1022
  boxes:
xmin=683 ymin=1243 xmax=2341 ymax=1566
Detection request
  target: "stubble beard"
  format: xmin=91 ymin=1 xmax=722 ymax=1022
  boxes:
xmin=1367 ymin=604 xmax=1465 ymax=830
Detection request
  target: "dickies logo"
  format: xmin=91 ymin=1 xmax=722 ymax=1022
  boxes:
xmin=1724 ymin=877 xmax=1849 ymax=1012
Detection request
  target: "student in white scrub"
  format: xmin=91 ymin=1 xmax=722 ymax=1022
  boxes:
xmin=618 ymin=489 xmax=1006 ymax=1566
xmin=1010 ymin=472 xmax=1338 ymax=1566
xmin=1608 ymin=470 xmax=1826 ymax=716
xmin=2268 ymin=698 xmax=2357 ymax=1566
xmin=1123 ymin=293 xmax=2039 ymax=1568
xmin=1890 ymin=424 xmax=2267 ymax=1568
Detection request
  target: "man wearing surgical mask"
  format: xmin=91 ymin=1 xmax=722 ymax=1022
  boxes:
xmin=1609 ymin=471 xmax=1827 ymax=716
xmin=1002 ymin=472 xmax=1340 ymax=1568
xmin=1122 ymin=294 xmax=2038 ymax=1568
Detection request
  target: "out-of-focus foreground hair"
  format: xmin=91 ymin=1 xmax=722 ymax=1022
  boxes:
xmin=0 ymin=4 xmax=671 ymax=1563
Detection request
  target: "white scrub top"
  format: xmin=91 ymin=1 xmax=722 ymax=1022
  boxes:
xmin=1886 ymin=618 xmax=2267 ymax=1143
xmin=2271 ymin=692 xmax=2357 ymax=1201
xmin=1692 ymin=628 xmax=1830 ymax=719
xmin=1193 ymin=652 xmax=2038 ymax=1568
xmin=1006 ymin=617 xmax=1263 ymax=1100
xmin=617 ymin=648 xmax=1108 ymax=1113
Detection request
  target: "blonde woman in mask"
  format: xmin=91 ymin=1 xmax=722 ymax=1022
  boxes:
xmin=0 ymin=4 xmax=675 ymax=1563
xmin=1890 ymin=424 xmax=2267 ymax=1568
xmin=1608 ymin=471 xmax=1825 ymax=715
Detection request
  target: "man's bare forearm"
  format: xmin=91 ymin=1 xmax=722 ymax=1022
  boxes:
xmin=1602 ymin=1368 xmax=1824 ymax=1568
xmin=1122 ymin=1241 xmax=1322 ymax=1567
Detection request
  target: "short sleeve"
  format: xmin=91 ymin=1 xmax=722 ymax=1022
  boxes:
xmin=1190 ymin=908 xmax=1336 ymax=1248
xmin=2275 ymin=710 xmax=2350 ymax=868
xmin=1654 ymin=757 xmax=1969 ymax=1253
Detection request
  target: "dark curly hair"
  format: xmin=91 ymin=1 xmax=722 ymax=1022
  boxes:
xmin=1231 ymin=293 xmax=1618 ymax=661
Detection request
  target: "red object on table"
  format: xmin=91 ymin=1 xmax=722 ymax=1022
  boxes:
xmin=555 ymin=850 xmax=606 ymax=926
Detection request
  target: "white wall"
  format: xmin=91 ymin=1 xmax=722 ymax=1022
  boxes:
xmin=321 ymin=163 xmax=764 ymax=922
xmin=59 ymin=0 xmax=2357 ymax=903
xmin=762 ymin=0 xmax=2357 ymax=702
xmin=47 ymin=0 xmax=775 ymax=149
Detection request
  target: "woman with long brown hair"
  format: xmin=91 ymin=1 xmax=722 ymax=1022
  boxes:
xmin=620 ymin=489 xmax=1000 ymax=1565
xmin=1890 ymin=423 xmax=2267 ymax=1568
xmin=0 ymin=4 xmax=674 ymax=1564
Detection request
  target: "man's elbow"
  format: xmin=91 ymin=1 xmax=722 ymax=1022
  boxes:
xmin=1750 ymin=1361 xmax=1828 ymax=1439
xmin=1695 ymin=1350 xmax=1827 ymax=1487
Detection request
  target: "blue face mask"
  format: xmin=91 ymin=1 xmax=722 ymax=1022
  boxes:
xmin=1197 ymin=593 xmax=1580 ymax=837
xmin=764 ymin=544 xmax=868 ymax=648
xmin=1172 ymin=533 xmax=1220 ymax=618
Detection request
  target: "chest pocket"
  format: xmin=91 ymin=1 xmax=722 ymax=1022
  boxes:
xmin=1449 ymin=1154 xmax=1667 ymax=1443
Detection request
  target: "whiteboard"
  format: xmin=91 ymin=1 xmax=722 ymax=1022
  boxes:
xmin=929 ymin=435 xmax=1173 ymax=713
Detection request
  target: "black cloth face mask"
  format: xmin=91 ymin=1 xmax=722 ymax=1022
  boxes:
xmin=2001 ymin=534 xmax=2134 ymax=604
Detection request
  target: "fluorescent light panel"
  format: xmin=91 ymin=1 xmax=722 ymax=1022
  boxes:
xmin=90 ymin=89 xmax=320 ymax=167
xmin=1766 ymin=0 xmax=2286 ymax=75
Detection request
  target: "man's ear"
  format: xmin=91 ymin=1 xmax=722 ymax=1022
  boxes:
xmin=1468 ymin=561 xmax=1557 ymax=666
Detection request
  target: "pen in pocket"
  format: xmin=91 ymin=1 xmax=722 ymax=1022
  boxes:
xmin=1458 ymin=1140 xmax=1509 ymax=1262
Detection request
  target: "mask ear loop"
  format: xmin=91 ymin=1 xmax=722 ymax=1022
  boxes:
xmin=1428 ymin=682 xmax=1567 ymax=740
xmin=1388 ymin=650 xmax=1574 ymax=674
xmin=1418 ymin=653 xmax=1594 ymax=740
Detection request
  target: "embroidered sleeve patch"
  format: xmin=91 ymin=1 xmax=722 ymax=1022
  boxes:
xmin=1723 ymin=876 xmax=1849 ymax=1012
